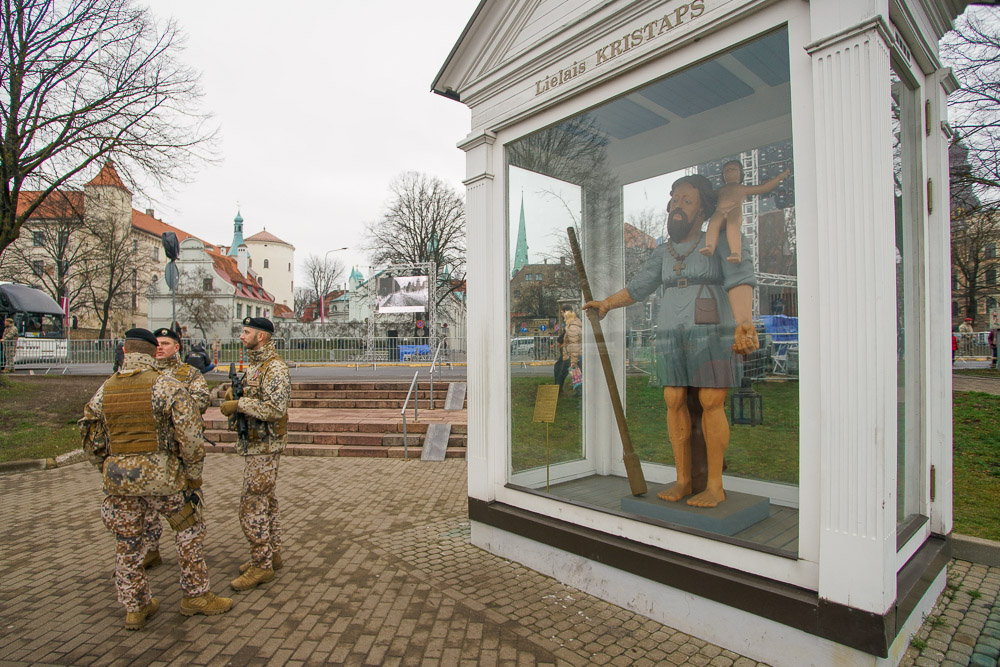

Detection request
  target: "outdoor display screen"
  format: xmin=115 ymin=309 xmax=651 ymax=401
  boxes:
xmin=376 ymin=275 xmax=429 ymax=314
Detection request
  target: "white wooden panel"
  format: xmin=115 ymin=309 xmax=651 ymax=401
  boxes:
xmin=811 ymin=23 xmax=897 ymax=613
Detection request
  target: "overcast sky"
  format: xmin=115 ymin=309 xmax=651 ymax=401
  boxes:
xmin=139 ymin=0 xmax=479 ymax=289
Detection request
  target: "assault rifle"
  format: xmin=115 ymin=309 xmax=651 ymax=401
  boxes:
xmin=228 ymin=362 xmax=249 ymax=443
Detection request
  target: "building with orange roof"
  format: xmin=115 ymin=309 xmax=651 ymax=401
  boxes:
xmin=147 ymin=236 xmax=278 ymax=340
xmin=0 ymin=161 xmax=222 ymax=336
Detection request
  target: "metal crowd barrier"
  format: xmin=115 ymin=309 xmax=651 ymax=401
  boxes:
xmin=2 ymin=335 xmax=469 ymax=369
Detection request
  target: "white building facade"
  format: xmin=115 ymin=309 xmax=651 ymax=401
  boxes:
xmin=434 ymin=0 xmax=961 ymax=664
xmin=244 ymin=229 xmax=295 ymax=309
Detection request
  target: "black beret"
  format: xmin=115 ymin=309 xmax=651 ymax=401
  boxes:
xmin=242 ymin=316 xmax=274 ymax=333
xmin=124 ymin=328 xmax=158 ymax=346
xmin=153 ymin=327 xmax=181 ymax=343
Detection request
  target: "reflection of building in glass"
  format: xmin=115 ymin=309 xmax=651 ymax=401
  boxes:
xmin=509 ymin=260 xmax=576 ymax=334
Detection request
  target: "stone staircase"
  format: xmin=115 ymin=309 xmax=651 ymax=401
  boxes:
xmin=204 ymin=380 xmax=467 ymax=459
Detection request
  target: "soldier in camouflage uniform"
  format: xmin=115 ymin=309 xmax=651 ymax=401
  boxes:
xmin=2 ymin=316 xmax=17 ymax=372
xmin=220 ymin=317 xmax=290 ymax=591
xmin=139 ymin=327 xmax=213 ymax=570
xmin=80 ymin=328 xmax=233 ymax=630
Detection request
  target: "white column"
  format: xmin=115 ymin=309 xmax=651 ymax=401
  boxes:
xmin=809 ymin=21 xmax=897 ymax=613
xmin=460 ymin=130 xmax=498 ymax=502
xmin=926 ymin=69 xmax=958 ymax=537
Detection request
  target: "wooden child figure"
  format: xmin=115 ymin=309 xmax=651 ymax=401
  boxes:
xmin=701 ymin=160 xmax=791 ymax=263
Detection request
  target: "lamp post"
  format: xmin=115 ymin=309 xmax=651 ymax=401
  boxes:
xmin=319 ymin=247 xmax=348 ymax=324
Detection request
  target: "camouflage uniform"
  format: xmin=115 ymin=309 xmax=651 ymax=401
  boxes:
xmin=2 ymin=320 xmax=17 ymax=372
xmin=142 ymin=353 xmax=211 ymax=558
xmin=80 ymin=353 xmax=211 ymax=612
xmin=230 ymin=341 xmax=290 ymax=569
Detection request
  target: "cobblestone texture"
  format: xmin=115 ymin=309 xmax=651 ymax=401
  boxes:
xmin=2 ymin=456 xmax=997 ymax=666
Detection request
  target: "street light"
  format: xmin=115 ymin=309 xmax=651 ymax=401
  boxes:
xmin=319 ymin=247 xmax=348 ymax=324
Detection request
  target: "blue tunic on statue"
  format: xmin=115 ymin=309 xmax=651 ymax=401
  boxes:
xmin=626 ymin=230 xmax=756 ymax=388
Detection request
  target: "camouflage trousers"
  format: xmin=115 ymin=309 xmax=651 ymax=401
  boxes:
xmin=1 ymin=341 xmax=14 ymax=371
xmin=143 ymin=508 xmax=163 ymax=554
xmin=240 ymin=454 xmax=281 ymax=569
xmin=101 ymin=494 xmax=209 ymax=611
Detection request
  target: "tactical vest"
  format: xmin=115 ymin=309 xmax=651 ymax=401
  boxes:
xmin=103 ymin=369 xmax=160 ymax=455
xmin=243 ymin=353 xmax=288 ymax=439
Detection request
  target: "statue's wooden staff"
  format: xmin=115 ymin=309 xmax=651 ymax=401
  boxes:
xmin=567 ymin=227 xmax=647 ymax=496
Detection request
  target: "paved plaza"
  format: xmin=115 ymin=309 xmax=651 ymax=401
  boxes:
xmin=2 ymin=455 xmax=999 ymax=666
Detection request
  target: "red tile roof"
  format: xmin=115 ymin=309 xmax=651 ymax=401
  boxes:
xmin=131 ymin=209 xmax=221 ymax=253
xmin=273 ymin=303 xmax=296 ymax=319
xmin=245 ymin=229 xmax=292 ymax=246
xmin=86 ymin=161 xmax=132 ymax=194
xmin=14 ymin=190 xmax=84 ymax=219
xmin=208 ymin=251 xmax=274 ymax=304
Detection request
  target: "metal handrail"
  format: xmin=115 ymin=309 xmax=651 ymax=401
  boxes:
xmin=400 ymin=370 xmax=420 ymax=459
xmin=428 ymin=339 xmax=446 ymax=407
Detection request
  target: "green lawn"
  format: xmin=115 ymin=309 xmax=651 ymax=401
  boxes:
xmin=512 ymin=375 xmax=798 ymax=484
xmin=511 ymin=376 xmax=997 ymax=541
xmin=952 ymin=392 xmax=1000 ymax=541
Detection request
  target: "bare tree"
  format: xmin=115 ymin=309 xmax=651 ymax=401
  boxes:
xmin=363 ymin=172 xmax=466 ymax=305
xmin=0 ymin=0 xmax=215 ymax=257
xmin=0 ymin=191 xmax=92 ymax=312
xmin=75 ymin=209 xmax=142 ymax=338
xmin=952 ymin=203 xmax=1000 ymax=326
xmin=941 ymin=8 xmax=1000 ymax=201
xmin=301 ymin=254 xmax=344 ymax=318
xmin=175 ymin=266 xmax=228 ymax=340
xmin=293 ymin=286 xmax=316 ymax=319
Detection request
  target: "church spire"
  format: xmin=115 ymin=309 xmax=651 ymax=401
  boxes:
xmin=512 ymin=194 xmax=529 ymax=278
xmin=228 ymin=209 xmax=245 ymax=257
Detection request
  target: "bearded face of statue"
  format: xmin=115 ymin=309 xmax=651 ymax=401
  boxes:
xmin=667 ymin=182 xmax=703 ymax=242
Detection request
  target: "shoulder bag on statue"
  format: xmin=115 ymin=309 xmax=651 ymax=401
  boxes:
xmin=694 ymin=285 xmax=720 ymax=325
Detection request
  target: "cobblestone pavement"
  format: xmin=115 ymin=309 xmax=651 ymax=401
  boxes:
xmin=902 ymin=560 xmax=1000 ymax=667
xmin=1 ymin=456 xmax=769 ymax=666
xmin=2 ymin=456 xmax=996 ymax=667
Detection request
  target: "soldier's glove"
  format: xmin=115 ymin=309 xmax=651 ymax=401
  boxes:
xmin=220 ymin=400 xmax=240 ymax=417
xmin=187 ymin=477 xmax=202 ymax=490
xmin=224 ymin=388 xmax=234 ymax=400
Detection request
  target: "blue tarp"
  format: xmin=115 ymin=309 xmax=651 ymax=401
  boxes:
xmin=398 ymin=344 xmax=431 ymax=359
xmin=760 ymin=315 xmax=798 ymax=344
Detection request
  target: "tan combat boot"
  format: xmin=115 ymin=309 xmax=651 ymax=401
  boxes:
xmin=180 ymin=591 xmax=234 ymax=616
xmin=125 ymin=598 xmax=159 ymax=630
xmin=142 ymin=550 xmax=162 ymax=569
xmin=230 ymin=566 xmax=274 ymax=591
xmin=239 ymin=552 xmax=282 ymax=574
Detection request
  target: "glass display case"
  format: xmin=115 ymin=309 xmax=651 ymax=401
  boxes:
xmin=506 ymin=27 xmax=800 ymax=555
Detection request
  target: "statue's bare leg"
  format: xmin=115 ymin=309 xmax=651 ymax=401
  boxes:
xmin=658 ymin=387 xmax=691 ymax=502
xmin=725 ymin=209 xmax=742 ymax=263
xmin=700 ymin=213 xmax=724 ymax=257
xmin=687 ymin=387 xmax=729 ymax=507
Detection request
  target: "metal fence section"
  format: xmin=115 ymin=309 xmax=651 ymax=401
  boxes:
xmin=3 ymin=335 xmax=469 ymax=369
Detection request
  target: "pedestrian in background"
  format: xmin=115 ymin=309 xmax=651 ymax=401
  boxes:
xmin=79 ymin=328 xmax=232 ymax=630
xmin=989 ymin=328 xmax=997 ymax=369
xmin=1 ymin=316 xmax=17 ymax=373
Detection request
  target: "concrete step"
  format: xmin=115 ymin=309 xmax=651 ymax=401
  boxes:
xmin=203 ymin=441 xmax=466 ymax=459
xmin=290 ymin=381 xmax=454 ymax=391
xmin=204 ymin=418 xmax=467 ymax=434
xmin=289 ymin=398 xmax=450 ymax=410
xmin=204 ymin=429 xmax=467 ymax=447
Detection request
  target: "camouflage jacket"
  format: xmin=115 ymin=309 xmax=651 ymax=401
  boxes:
xmin=2 ymin=324 xmax=16 ymax=342
xmin=156 ymin=354 xmax=211 ymax=414
xmin=231 ymin=341 xmax=290 ymax=455
xmin=79 ymin=353 xmax=206 ymax=496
